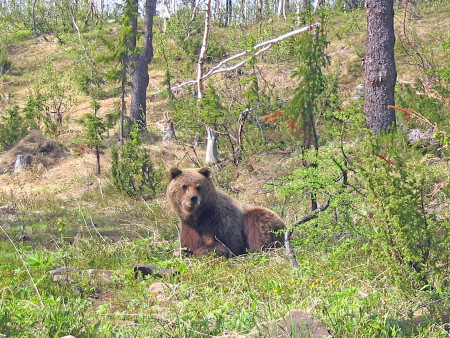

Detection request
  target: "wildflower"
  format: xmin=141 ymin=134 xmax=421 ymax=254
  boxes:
xmin=328 ymin=279 xmax=335 ymax=285
xmin=310 ymin=283 xmax=316 ymax=289
xmin=315 ymin=279 xmax=320 ymax=284
xmin=273 ymin=289 xmax=280 ymax=294
xmin=290 ymin=278 xmax=297 ymax=284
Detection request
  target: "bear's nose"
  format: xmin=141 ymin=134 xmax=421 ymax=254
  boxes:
xmin=190 ymin=195 xmax=198 ymax=204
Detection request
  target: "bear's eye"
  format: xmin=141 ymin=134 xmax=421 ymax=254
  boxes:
xmin=196 ymin=186 xmax=201 ymax=191
xmin=182 ymin=185 xmax=188 ymax=191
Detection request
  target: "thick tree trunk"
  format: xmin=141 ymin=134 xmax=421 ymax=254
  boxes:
xmin=129 ymin=0 xmax=156 ymax=129
xmin=130 ymin=57 xmax=150 ymax=127
xmin=364 ymin=0 xmax=397 ymax=134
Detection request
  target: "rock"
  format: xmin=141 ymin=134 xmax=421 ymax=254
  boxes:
xmin=408 ymin=128 xmax=435 ymax=143
xmin=353 ymin=83 xmax=364 ymax=100
xmin=249 ymin=309 xmax=331 ymax=338
xmin=49 ymin=266 xmax=79 ymax=276
xmin=134 ymin=264 xmax=178 ymax=279
xmin=52 ymin=274 xmax=78 ymax=284
xmin=148 ymin=282 xmax=168 ymax=297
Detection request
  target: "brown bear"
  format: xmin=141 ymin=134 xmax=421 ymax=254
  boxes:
xmin=167 ymin=167 xmax=285 ymax=257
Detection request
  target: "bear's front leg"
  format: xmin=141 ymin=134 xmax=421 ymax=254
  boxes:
xmin=193 ymin=235 xmax=232 ymax=257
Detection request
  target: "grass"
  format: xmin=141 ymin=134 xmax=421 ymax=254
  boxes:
xmin=1 ymin=164 xmax=448 ymax=337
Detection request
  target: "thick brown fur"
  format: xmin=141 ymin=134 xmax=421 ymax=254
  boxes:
xmin=167 ymin=167 xmax=285 ymax=257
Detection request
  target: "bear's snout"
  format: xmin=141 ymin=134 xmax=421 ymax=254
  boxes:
xmin=182 ymin=192 xmax=201 ymax=213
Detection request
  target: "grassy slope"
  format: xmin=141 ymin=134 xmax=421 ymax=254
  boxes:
xmin=0 ymin=3 xmax=449 ymax=337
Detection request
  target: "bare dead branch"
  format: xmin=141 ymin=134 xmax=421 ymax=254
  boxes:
xmin=285 ymin=199 xmax=331 ymax=269
xmin=171 ymin=23 xmax=320 ymax=92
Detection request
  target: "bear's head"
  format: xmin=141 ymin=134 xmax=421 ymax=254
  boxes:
xmin=167 ymin=167 xmax=215 ymax=218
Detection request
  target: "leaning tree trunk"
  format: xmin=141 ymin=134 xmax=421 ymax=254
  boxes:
xmin=129 ymin=0 xmax=156 ymax=129
xmin=364 ymin=0 xmax=397 ymax=134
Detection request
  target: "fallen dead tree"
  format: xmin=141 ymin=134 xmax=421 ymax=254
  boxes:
xmin=170 ymin=23 xmax=321 ymax=92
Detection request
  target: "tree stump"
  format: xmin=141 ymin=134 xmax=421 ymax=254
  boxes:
xmin=14 ymin=155 xmax=31 ymax=173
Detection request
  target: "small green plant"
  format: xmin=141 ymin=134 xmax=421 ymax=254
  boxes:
xmin=76 ymin=100 xmax=108 ymax=174
xmin=111 ymin=123 xmax=161 ymax=199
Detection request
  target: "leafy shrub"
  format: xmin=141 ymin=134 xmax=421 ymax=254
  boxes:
xmin=0 ymin=106 xmax=30 ymax=151
xmin=0 ymin=49 xmax=11 ymax=75
xmin=273 ymin=147 xmax=353 ymax=248
xmin=111 ymin=123 xmax=161 ymax=199
xmin=24 ymin=59 xmax=75 ymax=136
xmin=357 ymin=133 xmax=448 ymax=291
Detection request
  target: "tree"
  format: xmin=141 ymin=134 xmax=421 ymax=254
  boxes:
xmin=284 ymin=11 xmax=336 ymax=211
xmin=128 ymin=0 xmax=156 ymax=129
xmin=364 ymin=0 xmax=397 ymax=133
xmin=196 ymin=0 xmax=219 ymax=164
xmin=77 ymin=101 xmax=107 ymax=175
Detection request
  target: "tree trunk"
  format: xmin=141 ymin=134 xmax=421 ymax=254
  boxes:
xmin=129 ymin=0 xmax=156 ymax=129
xmin=120 ymin=65 xmax=126 ymax=143
xmin=364 ymin=0 xmax=397 ymax=134
xmin=32 ymin=0 xmax=38 ymax=34
xmin=130 ymin=57 xmax=150 ymax=127
xmin=196 ymin=0 xmax=219 ymax=165
xmin=226 ymin=0 xmax=232 ymax=25
xmin=95 ymin=145 xmax=101 ymax=174
xmin=197 ymin=0 xmax=212 ymax=100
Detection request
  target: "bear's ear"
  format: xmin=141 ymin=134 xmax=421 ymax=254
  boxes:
xmin=198 ymin=167 xmax=211 ymax=178
xmin=169 ymin=168 xmax=183 ymax=180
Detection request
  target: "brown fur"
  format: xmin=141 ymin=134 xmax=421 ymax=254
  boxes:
xmin=167 ymin=167 xmax=285 ymax=257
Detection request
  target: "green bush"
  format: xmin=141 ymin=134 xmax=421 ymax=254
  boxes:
xmin=0 ymin=49 xmax=11 ymax=75
xmin=0 ymin=106 xmax=30 ymax=151
xmin=111 ymin=124 xmax=161 ymax=199
xmin=357 ymin=133 xmax=448 ymax=291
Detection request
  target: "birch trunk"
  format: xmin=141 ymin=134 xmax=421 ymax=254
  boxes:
xmin=197 ymin=0 xmax=212 ymax=100
xmin=196 ymin=0 xmax=219 ymax=164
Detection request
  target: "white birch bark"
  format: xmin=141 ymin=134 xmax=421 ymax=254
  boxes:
xmin=197 ymin=0 xmax=212 ymax=100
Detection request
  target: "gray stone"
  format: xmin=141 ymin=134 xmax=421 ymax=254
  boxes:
xmin=134 ymin=264 xmax=178 ymax=279
xmin=408 ymin=128 xmax=435 ymax=143
xmin=49 ymin=266 xmax=79 ymax=276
